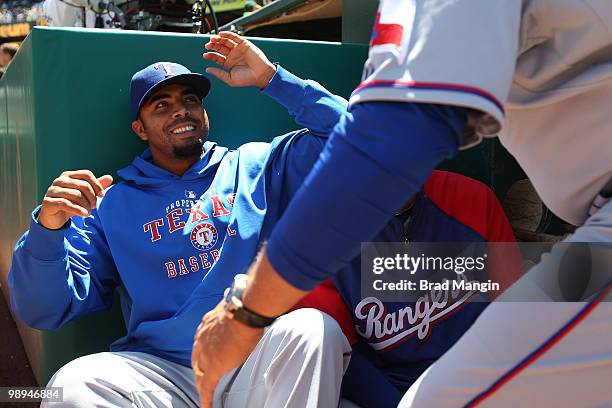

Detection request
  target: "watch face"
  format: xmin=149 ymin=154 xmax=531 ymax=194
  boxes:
xmin=225 ymin=274 xmax=248 ymax=313
xmin=234 ymin=274 xmax=248 ymax=288
xmin=225 ymin=284 xmax=234 ymax=304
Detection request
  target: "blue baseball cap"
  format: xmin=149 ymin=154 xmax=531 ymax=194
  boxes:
xmin=130 ymin=62 xmax=211 ymax=119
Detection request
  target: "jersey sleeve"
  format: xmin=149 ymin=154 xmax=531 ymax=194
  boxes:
xmin=262 ymin=65 xmax=348 ymax=137
xmin=8 ymin=207 xmax=120 ymax=330
xmin=350 ymin=0 xmax=522 ymax=147
xmin=261 ymin=66 xmax=350 ymax=204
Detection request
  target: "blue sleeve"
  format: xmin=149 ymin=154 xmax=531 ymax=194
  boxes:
xmin=342 ymin=350 xmax=403 ymax=408
xmin=278 ymin=131 xmax=328 ymax=203
xmin=263 ymin=66 xmax=350 ymax=206
xmin=261 ymin=65 xmax=347 ymax=137
xmin=266 ymin=101 xmax=467 ymax=290
xmin=8 ymin=207 xmax=119 ymax=330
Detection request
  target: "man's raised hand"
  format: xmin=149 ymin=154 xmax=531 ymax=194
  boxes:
xmin=203 ymin=31 xmax=276 ymax=89
xmin=38 ymin=170 xmax=113 ymax=230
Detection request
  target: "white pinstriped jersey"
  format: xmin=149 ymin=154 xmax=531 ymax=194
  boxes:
xmin=350 ymin=0 xmax=612 ymax=226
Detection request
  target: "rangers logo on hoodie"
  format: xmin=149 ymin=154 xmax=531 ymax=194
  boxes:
xmin=190 ymin=222 xmax=218 ymax=251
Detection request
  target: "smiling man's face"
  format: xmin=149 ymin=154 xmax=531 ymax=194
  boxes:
xmin=131 ymin=83 xmax=210 ymax=171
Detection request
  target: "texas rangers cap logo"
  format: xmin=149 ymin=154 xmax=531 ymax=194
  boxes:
xmin=190 ymin=223 xmax=218 ymax=251
xmin=154 ymin=62 xmax=178 ymax=78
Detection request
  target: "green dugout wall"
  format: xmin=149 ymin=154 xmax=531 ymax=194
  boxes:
xmin=0 ymin=27 xmax=524 ymax=385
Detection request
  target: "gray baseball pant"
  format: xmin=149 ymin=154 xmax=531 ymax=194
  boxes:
xmin=42 ymin=308 xmax=351 ymax=408
xmin=399 ymin=199 xmax=612 ymax=407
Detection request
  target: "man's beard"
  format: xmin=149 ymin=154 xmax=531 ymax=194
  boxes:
xmin=173 ymin=137 xmax=204 ymax=159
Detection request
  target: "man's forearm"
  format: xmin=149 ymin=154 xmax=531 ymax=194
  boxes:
xmin=242 ymin=250 xmax=307 ymax=318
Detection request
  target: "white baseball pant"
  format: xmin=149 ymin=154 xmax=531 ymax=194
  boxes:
xmin=43 ymin=308 xmax=351 ymax=408
xmin=399 ymin=199 xmax=612 ymax=407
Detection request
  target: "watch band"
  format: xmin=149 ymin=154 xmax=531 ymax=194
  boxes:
xmin=229 ymin=297 xmax=277 ymax=328
xmin=225 ymin=274 xmax=277 ymax=328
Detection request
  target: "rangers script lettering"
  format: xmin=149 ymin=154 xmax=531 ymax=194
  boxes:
xmin=356 ymin=277 xmax=476 ymax=350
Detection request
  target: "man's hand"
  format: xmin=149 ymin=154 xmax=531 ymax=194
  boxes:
xmin=192 ymin=296 xmax=263 ymax=408
xmin=38 ymin=170 xmax=113 ymax=230
xmin=203 ymin=31 xmax=277 ymax=89
xmin=192 ymin=252 xmax=307 ymax=407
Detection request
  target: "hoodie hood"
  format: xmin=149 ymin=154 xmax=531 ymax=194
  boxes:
xmin=117 ymin=141 xmax=228 ymax=187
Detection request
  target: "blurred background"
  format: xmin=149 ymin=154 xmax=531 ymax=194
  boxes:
xmin=0 ymin=0 xmax=358 ymax=43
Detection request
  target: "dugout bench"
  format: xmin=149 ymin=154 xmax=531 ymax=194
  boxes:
xmin=0 ymin=27 xmax=560 ymax=385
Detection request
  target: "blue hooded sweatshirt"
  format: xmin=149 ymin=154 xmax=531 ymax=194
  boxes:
xmin=8 ymin=66 xmax=347 ymax=367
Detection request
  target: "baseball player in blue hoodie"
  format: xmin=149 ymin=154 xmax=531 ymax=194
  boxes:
xmin=8 ymin=33 xmax=351 ymax=407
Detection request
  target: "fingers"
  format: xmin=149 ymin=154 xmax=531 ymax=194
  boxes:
xmin=42 ymin=170 xmax=111 ymax=216
xmin=98 ymin=174 xmax=113 ymax=190
xmin=192 ymin=338 xmax=214 ymax=407
xmin=51 ymin=176 xmax=98 ymax=210
xmin=204 ymin=38 xmax=235 ymax=57
xmin=210 ymin=36 xmax=238 ymax=49
xmin=205 ymin=42 xmax=232 ymax=57
xmin=38 ymin=170 xmax=109 ymax=229
xmin=42 ymin=196 xmax=89 ymax=217
xmin=192 ymin=316 xmax=205 ymax=367
xmin=213 ymin=37 xmax=238 ymax=48
xmin=195 ymin=374 xmax=210 ymax=408
xmin=195 ymin=369 xmax=205 ymax=389
xmin=198 ymin=375 xmax=218 ymax=408
xmin=202 ymin=51 xmax=227 ymax=67
xmin=63 ymin=170 xmax=106 ymax=198
xmin=194 ymin=320 xmax=205 ymax=342
xmin=46 ymin=184 xmax=93 ymax=212
xmin=208 ymin=34 xmax=239 ymax=47
xmin=218 ymin=31 xmax=246 ymax=44
xmin=205 ymin=67 xmax=232 ymax=85
xmin=191 ymin=342 xmax=199 ymax=370
xmin=192 ymin=331 xmax=202 ymax=366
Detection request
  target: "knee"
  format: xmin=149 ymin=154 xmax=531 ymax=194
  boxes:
xmin=43 ymin=354 xmax=102 ymax=407
xmin=259 ymin=309 xmax=350 ymax=391
xmin=47 ymin=354 xmax=100 ymax=388
xmin=45 ymin=352 xmax=133 ymax=407
xmin=275 ymin=308 xmax=348 ymax=351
